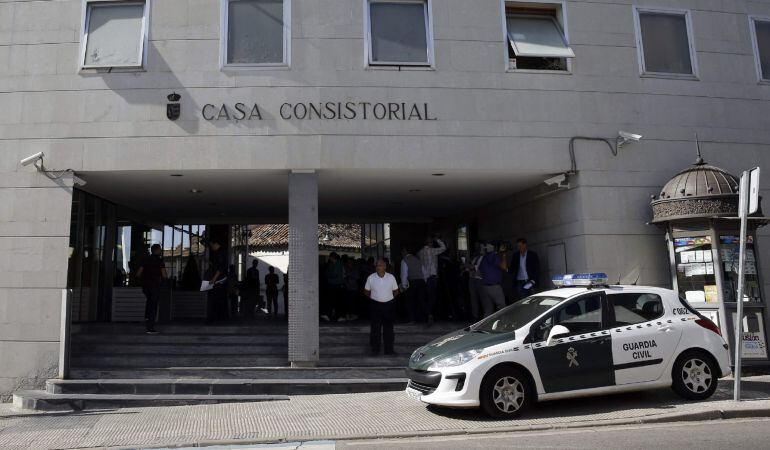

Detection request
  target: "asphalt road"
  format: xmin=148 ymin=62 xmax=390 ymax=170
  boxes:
xmin=339 ymin=418 xmax=770 ymax=449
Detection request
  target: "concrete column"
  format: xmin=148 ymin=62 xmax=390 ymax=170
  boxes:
xmin=288 ymin=171 xmax=319 ymax=366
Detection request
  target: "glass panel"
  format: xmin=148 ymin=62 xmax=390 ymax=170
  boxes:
xmin=507 ymin=16 xmax=574 ymax=58
xmin=673 ymin=236 xmax=716 ymax=303
xmin=84 ymin=3 xmax=144 ymax=67
xmin=228 ymin=0 xmax=284 ymax=64
xmin=639 ymin=12 xmax=693 ymax=74
xmin=610 ymin=293 xmax=664 ymax=326
xmin=554 ymin=294 xmax=603 ymax=335
xmin=370 ymin=2 xmax=428 ymax=63
xmin=756 ymin=20 xmax=770 ymax=80
xmin=719 ymin=235 xmax=762 ymax=303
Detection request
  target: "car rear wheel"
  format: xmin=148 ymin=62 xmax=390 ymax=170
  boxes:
xmin=480 ymin=366 xmax=532 ymax=419
xmin=671 ymin=350 xmax=718 ymax=400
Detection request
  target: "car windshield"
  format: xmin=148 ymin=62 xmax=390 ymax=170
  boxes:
xmin=471 ymin=296 xmax=565 ymax=334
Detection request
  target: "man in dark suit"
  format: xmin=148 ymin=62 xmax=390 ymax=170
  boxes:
xmin=509 ymin=238 xmax=540 ymax=301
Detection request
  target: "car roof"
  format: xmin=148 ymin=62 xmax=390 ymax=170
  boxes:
xmin=537 ymin=285 xmax=676 ymax=299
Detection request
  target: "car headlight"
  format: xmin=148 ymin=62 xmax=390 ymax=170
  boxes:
xmin=431 ymin=349 xmax=483 ymax=368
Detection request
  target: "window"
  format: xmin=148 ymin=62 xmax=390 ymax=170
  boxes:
xmin=81 ymin=1 xmax=148 ymax=69
xmin=504 ymin=3 xmax=573 ymax=71
xmin=673 ymin=236 xmax=716 ymax=304
xmin=366 ymin=0 xmax=433 ymax=66
xmin=634 ymin=8 xmax=697 ymax=77
xmin=222 ymin=0 xmax=290 ymax=67
xmin=532 ymin=294 xmax=604 ymax=341
xmin=610 ymin=293 xmax=664 ymax=326
xmin=750 ymin=17 xmax=770 ymax=82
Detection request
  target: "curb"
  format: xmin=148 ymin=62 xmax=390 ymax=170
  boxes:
xmin=102 ymin=405 xmax=770 ymax=450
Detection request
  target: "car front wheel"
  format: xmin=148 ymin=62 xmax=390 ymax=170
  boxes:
xmin=671 ymin=350 xmax=718 ymax=400
xmin=480 ymin=366 xmax=532 ymax=419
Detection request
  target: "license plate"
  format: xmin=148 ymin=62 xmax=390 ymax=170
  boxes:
xmin=405 ymin=387 xmax=422 ymax=400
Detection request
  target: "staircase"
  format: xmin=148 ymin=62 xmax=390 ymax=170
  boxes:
xmin=14 ymin=320 xmax=461 ymax=410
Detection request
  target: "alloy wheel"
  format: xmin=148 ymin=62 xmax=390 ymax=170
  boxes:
xmin=492 ymin=376 xmax=525 ymax=413
xmin=681 ymin=358 xmax=713 ymax=393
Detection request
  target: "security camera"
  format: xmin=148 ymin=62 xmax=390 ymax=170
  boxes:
xmin=544 ymin=173 xmax=569 ymax=188
xmin=20 ymin=152 xmax=44 ymax=167
xmin=617 ymin=131 xmax=642 ymax=148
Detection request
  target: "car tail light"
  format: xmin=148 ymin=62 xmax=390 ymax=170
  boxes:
xmin=696 ymin=318 xmax=722 ymax=337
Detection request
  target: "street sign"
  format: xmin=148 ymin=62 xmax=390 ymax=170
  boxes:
xmin=749 ymin=167 xmax=760 ymax=215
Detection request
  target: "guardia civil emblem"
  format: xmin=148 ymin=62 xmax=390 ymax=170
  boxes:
xmin=566 ymin=347 xmax=579 ymax=367
xmin=166 ymin=92 xmax=181 ymax=120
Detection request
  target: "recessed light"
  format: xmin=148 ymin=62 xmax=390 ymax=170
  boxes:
xmin=431 ymin=173 xmax=445 ymax=177
xmin=170 ymin=173 xmax=184 ymax=177
xmin=190 ymin=188 xmax=203 ymax=194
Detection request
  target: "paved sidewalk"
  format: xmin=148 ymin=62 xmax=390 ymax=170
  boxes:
xmin=1 ymin=376 xmax=770 ymax=449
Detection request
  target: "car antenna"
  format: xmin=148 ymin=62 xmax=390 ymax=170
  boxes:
xmin=632 ymin=273 xmax=640 ymax=286
xmin=616 ymin=273 xmax=622 ymax=285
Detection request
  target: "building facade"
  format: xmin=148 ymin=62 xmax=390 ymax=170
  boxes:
xmin=2 ymin=0 xmax=770 ymax=398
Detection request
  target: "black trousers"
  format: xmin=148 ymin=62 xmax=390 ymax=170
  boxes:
xmin=266 ymin=290 xmax=279 ymax=317
xmin=370 ymin=299 xmax=396 ymax=353
xmin=142 ymin=286 xmax=160 ymax=331
xmin=206 ymin=284 xmax=227 ymax=323
xmin=407 ymin=279 xmax=426 ymax=322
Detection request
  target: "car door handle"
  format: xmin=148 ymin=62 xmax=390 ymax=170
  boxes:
xmin=658 ymin=325 xmax=674 ymax=332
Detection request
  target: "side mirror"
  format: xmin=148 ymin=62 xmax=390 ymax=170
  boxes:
xmin=546 ymin=325 xmax=570 ymax=347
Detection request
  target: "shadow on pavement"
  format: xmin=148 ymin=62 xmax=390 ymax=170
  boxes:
xmin=424 ymin=378 xmax=770 ymax=422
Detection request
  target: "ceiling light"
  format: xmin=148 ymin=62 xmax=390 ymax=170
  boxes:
xmin=190 ymin=188 xmax=203 ymax=194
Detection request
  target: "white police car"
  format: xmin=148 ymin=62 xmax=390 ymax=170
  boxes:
xmin=406 ymin=273 xmax=730 ymax=419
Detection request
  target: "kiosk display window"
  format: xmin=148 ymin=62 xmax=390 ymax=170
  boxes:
xmin=720 ymin=236 xmax=762 ymax=303
xmin=674 ymin=236 xmax=717 ymax=303
xmin=731 ymin=309 xmax=768 ymax=359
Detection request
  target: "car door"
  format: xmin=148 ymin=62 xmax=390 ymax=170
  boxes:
xmin=608 ymin=291 xmax=684 ymax=384
xmin=531 ymin=292 xmax=615 ymax=393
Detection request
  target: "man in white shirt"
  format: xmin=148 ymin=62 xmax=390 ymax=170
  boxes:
xmin=418 ymin=235 xmax=446 ymax=325
xmin=365 ymin=259 xmax=400 ymax=355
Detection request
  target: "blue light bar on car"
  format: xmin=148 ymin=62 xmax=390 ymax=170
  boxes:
xmin=552 ymin=273 xmax=609 ymax=287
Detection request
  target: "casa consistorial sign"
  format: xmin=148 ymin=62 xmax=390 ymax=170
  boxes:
xmin=200 ymin=101 xmax=437 ymax=122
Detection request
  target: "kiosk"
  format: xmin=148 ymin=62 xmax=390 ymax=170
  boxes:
xmin=651 ymin=155 xmax=768 ymax=366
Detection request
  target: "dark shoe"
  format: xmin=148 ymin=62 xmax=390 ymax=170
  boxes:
xmin=145 ymin=330 xmax=159 ymax=335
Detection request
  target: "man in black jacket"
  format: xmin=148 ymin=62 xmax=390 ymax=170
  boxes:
xmin=509 ymin=238 xmax=540 ymax=301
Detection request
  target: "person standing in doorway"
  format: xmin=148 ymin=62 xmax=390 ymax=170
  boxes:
xmin=343 ymin=257 xmax=360 ymax=321
xmin=365 ymin=259 xmax=400 ymax=355
xmin=400 ymin=247 xmax=425 ymax=323
xmin=282 ymin=271 xmax=289 ymax=319
xmin=137 ymin=244 xmax=167 ymax=334
xmin=479 ymin=243 xmax=507 ymax=317
xmin=244 ymin=259 xmax=260 ymax=318
xmin=418 ymin=235 xmax=446 ymax=325
xmin=205 ymin=238 xmax=228 ymax=324
xmin=509 ymin=238 xmax=540 ymax=300
xmin=265 ymin=266 xmax=280 ymax=318
xmin=323 ymin=252 xmax=345 ymax=321
xmin=466 ymin=243 xmax=486 ymax=322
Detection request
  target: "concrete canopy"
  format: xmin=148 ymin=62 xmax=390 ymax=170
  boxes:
xmin=78 ymin=169 xmax=546 ymax=224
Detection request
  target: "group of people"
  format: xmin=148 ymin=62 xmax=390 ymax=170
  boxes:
xmin=136 ymin=235 xmax=541 ymax=352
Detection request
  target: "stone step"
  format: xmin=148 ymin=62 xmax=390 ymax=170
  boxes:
xmin=13 ymin=390 xmax=289 ymax=411
xmin=70 ymin=334 xmax=435 ymax=346
xmin=70 ymin=343 xmax=421 ymax=356
xmin=73 ymin=323 xmax=462 ymax=336
xmin=69 ymin=366 xmax=408 ymax=380
xmin=71 ymin=354 xmax=410 ymax=369
xmin=45 ymin=378 xmax=407 ymax=396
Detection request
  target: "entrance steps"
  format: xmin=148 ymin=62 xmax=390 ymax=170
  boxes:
xmin=14 ymin=321 xmax=462 ymax=410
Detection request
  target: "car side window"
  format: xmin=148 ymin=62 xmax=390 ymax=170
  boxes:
xmin=554 ymin=294 xmax=603 ymax=336
xmin=610 ymin=293 xmax=664 ymax=326
xmin=531 ymin=294 xmax=603 ymax=342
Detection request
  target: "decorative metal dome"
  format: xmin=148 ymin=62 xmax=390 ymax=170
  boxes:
xmin=650 ymin=154 xmax=740 ymax=223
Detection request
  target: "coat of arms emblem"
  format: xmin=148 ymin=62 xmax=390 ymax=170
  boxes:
xmin=166 ymin=92 xmax=181 ymax=120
